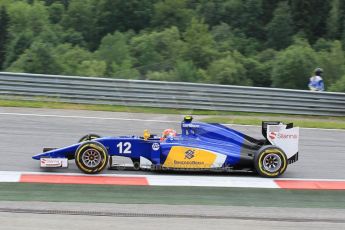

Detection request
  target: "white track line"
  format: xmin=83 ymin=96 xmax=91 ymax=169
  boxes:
xmin=0 ymin=171 xmax=21 ymax=182
xmin=0 ymin=112 xmax=179 ymax=123
xmin=146 ymin=175 xmax=279 ymax=188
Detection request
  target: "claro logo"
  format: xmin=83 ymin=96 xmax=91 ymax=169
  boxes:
xmin=269 ymin=132 xmax=298 ymax=140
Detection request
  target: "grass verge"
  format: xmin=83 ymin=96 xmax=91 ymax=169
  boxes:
xmin=0 ymin=99 xmax=234 ymax=115
xmin=0 ymin=183 xmax=344 ymax=209
xmin=0 ymin=99 xmax=344 ymax=129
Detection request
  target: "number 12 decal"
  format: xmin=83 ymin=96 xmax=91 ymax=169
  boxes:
xmin=117 ymin=142 xmax=132 ymax=154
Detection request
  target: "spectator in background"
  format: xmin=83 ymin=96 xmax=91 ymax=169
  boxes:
xmin=308 ymin=68 xmax=325 ymax=91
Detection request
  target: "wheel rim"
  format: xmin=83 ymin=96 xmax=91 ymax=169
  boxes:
xmin=262 ymin=153 xmax=282 ymax=173
xmin=82 ymin=149 xmax=102 ymax=167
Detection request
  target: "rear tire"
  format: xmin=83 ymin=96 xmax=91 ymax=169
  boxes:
xmin=254 ymin=146 xmax=287 ymax=178
xmin=75 ymin=141 xmax=108 ymax=174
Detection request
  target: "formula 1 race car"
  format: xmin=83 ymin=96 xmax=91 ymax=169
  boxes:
xmin=33 ymin=116 xmax=299 ymax=177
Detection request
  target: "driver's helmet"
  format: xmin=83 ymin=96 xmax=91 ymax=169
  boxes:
xmin=161 ymin=128 xmax=177 ymax=141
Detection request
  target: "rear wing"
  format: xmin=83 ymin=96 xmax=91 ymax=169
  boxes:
xmin=262 ymin=121 xmax=299 ymax=163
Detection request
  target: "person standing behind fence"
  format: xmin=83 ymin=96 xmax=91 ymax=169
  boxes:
xmin=308 ymin=68 xmax=325 ymax=91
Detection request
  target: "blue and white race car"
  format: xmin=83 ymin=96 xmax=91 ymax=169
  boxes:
xmin=33 ymin=116 xmax=299 ymax=177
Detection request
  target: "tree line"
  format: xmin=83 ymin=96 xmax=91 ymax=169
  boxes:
xmin=1 ymin=0 xmax=345 ymax=92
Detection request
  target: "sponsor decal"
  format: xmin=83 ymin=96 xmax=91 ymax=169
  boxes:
xmin=184 ymin=149 xmax=195 ymax=159
xmin=269 ymin=132 xmax=277 ymax=139
xmin=269 ymin=132 xmax=298 ymax=140
xmin=278 ymin=133 xmax=298 ymax=139
xmin=182 ymin=123 xmax=199 ymax=128
xmin=174 ymin=160 xmax=203 ymax=165
xmin=152 ymin=143 xmax=160 ymax=151
xmin=41 ymin=158 xmax=61 ymax=166
xmin=40 ymin=158 xmax=68 ymax=168
xmin=163 ymin=146 xmax=217 ymax=169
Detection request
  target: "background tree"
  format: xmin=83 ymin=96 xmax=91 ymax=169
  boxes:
xmin=110 ymin=60 xmax=139 ymax=79
xmin=211 ymin=22 xmax=261 ymax=56
xmin=317 ymin=40 xmax=345 ymax=86
xmin=251 ymin=49 xmax=277 ymax=87
xmin=147 ymin=60 xmax=203 ymax=82
xmin=130 ymin=27 xmax=185 ymax=75
xmin=61 ymin=0 xmax=98 ymax=50
xmin=95 ymin=31 xmax=133 ymax=76
xmin=0 ymin=6 xmax=9 ymax=69
xmin=329 ymin=75 xmax=345 ymax=92
xmin=76 ymin=60 xmax=106 ymax=77
xmin=289 ymin=0 xmax=330 ymax=42
xmin=326 ymin=0 xmax=341 ymax=39
xmin=183 ymin=18 xmax=217 ymax=68
xmin=3 ymin=31 xmax=34 ymax=69
xmin=52 ymin=44 xmax=94 ymax=75
xmin=96 ymin=0 xmax=156 ymax=34
xmin=195 ymin=0 xmax=226 ymax=27
xmin=130 ymin=31 xmax=165 ymax=75
xmin=47 ymin=2 xmax=65 ymax=24
xmin=43 ymin=0 xmax=69 ymax=8
xmin=8 ymin=41 xmax=59 ymax=74
xmin=3 ymin=1 xmax=51 ymax=68
xmin=266 ymin=1 xmax=294 ymax=50
xmin=220 ymin=0 xmax=265 ymax=41
xmin=151 ymin=0 xmax=195 ymax=31
xmin=206 ymin=52 xmax=252 ymax=86
xmin=1 ymin=0 xmax=345 ymax=91
xmin=271 ymin=39 xmax=317 ymax=89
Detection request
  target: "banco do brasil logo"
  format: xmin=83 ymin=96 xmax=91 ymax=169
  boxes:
xmin=184 ymin=149 xmax=195 ymax=159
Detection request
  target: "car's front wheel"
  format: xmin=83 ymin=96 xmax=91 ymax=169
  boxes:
xmin=75 ymin=141 xmax=108 ymax=174
xmin=254 ymin=146 xmax=287 ymax=178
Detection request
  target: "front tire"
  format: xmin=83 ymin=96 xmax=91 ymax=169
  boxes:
xmin=75 ymin=141 xmax=108 ymax=174
xmin=254 ymin=146 xmax=287 ymax=178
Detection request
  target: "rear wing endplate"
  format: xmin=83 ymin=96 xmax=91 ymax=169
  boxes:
xmin=262 ymin=122 xmax=299 ymax=159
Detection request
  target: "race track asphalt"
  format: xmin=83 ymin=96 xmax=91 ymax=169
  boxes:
xmin=1 ymin=107 xmax=344 ymax=179
xmin=1 ymin=106 xmax=345 ymax=230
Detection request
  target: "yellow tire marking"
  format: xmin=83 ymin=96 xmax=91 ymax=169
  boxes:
xmin=258 ymin=148 xmax=287 ymax=177
xmin=75 ymin=143 xmax=108 ymax=173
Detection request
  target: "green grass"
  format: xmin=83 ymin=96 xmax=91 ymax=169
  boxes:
xmin=0 ymin=183 xmax=344 ymax=209
xmin=0 ymin=99 xmax=226 ymax=115
xmin=1 ymin=98 xmax=344 ymax=129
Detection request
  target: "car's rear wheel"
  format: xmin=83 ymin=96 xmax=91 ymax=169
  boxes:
xmin=78 ymin=134 xmax=101 ymax=143
xmin=75 ymin=141 xmax=108 ymax=174
xmin=254 ymin=146 xmax=287 ymax=178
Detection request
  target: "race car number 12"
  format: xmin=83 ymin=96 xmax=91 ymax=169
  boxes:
xmin=117 ymin=142 xmax=131 ymax=154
